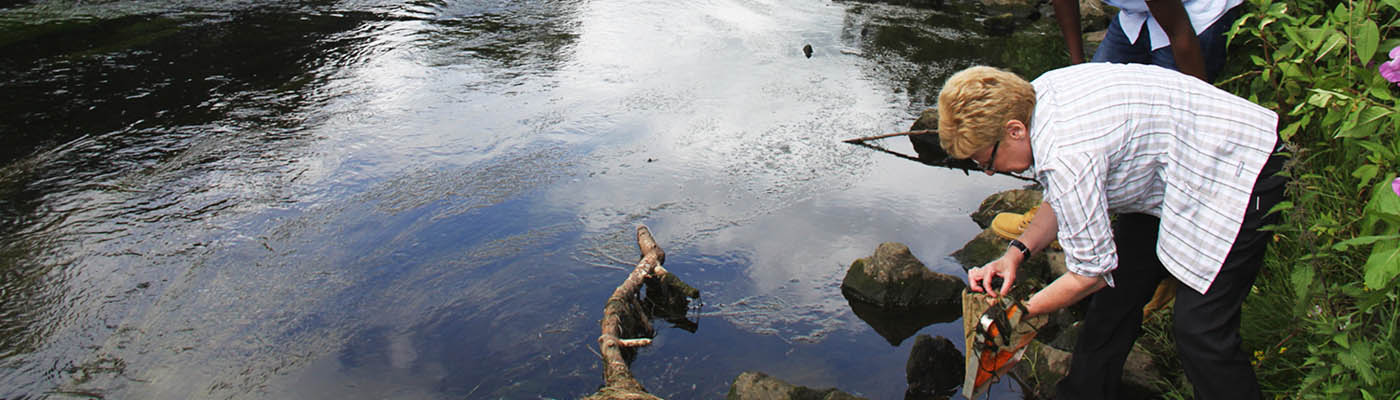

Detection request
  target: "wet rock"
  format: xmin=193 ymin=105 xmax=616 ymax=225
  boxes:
xmin=979 ymin=0 xmax=1038 ymax=7
xmin=728 ymin=371 xmax=868 ymax=400
xmin=969 ymin=188 xmax=1042 ymax=229
xmin=1012 ymin=343 xmax=1070 ymax=399
xmin=1120 ymin=344 xmax=1167 ymax=398
xmin=841 ymin=243 xmax=966 ymax=309
xmin=1031 ymin=306 xmax=1082 ymax=352
xmin=908 ymin=131 xmax=947 ymax=163
xmin=845 ymin=292 xmax=960 ymax=346
xmin=905 ymin=335 xmax=963 ymax=399
xmin=907 ymin=109 xmax=945 ymax=160
xmin=981 ymin=9 xmax=1041 ymax=36
xmin=906 ymin=109 xmax=980 ymax=171
xmin=976 ymin=0 xmax=1042 ymax=37
xmin=1014 ymin=342 xmax=1167 ymax=399
xmin=909 ymin=108 xmax=938 ymax=131
xmin=803 ymin=43 xmax=814 ymax=58
xmin=952 ymin=229 xmax=1011 ymax=269
xmin=1079 ymin=0 xmax=1114 ymax=32
xmin=950 ymin=229 xmax=1060 ymax=290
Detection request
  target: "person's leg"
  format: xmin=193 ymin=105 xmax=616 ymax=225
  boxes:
xmin=1091 ymin=15 xmax=1154 ymax=64
xmin=1172 ymin=151 xmax=1287 ymax=400
xmin=1197 ymin=7 xmax=1240 ymax=82
xmin=1056 ymin=213 xmax=1166 ymax=399
xmin=1148 ymin=6 xmax=1242 ymax=82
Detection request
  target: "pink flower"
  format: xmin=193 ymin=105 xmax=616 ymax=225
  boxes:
xmin=1393 ymin=177 xmax=1400 ymax=197
xmin=1381 ymin=46 xmax=1400 ymax=84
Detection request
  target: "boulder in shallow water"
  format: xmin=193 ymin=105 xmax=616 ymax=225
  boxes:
xmin=845 ymin=291 xmax=960 ymax=346
xmin=969 ymin=189 xmax=1042 ymax=229
xmin=909 ymin=108 xmax=938 ymax=131
xmin=908 ymin=109 xmax=948 ymax=162
xmin=841 ymin=242 xmax=966 ymax=309
xmin=728 ymin=371 xmax=867 ymax=400
xmin=905 ymin=109 xmax=979 ymax=171
xmin=906 ymin=334 xmax=963 ymax=399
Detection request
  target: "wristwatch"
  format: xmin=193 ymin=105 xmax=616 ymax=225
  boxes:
xmin=1008 ymin=239 xmax=1031 ymax=259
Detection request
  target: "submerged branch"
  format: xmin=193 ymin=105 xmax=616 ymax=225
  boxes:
xmin=585 ymin=225 xmax=700 ymax=400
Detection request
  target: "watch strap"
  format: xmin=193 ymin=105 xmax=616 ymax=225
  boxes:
xmin=1008 ymin=239 xmax=1031 ymax=259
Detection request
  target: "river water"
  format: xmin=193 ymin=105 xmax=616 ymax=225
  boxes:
xmin=0 ymin=0 xmax=1065 ymax=398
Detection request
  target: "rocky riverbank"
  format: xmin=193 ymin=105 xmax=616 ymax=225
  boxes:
xmin=725 ymin=0 xmax=1134 ymax=397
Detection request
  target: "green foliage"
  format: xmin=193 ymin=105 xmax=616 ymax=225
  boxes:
xmin=1198 ymin=0 xmax=1400 ymax=397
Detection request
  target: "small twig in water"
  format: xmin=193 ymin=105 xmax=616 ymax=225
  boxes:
xmin=597 ymin=250 xmax=636 ymax=267
xmin=585 ymin=261 xmax=629 ymax=271
xmin=586 ymin=343 xmax=604 ymax=361
xmin=465 ymin=382 xmax=483 ymax=399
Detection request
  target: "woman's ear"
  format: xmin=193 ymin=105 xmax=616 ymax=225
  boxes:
xmin=1004 ymin=119 xmax=1028 ymax=140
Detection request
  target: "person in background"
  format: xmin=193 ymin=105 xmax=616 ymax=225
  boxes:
xmin=1051 ymin=0 xmax=1242 ymax=82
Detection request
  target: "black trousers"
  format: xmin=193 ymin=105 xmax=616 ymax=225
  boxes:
xmin=1056 ymin=150 xmax=1288 ymax=400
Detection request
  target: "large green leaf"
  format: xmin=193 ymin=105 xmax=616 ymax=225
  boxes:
xmin=1364 ymin=240 xmax=1400 ymax=290
xmin=1362 ymin=177 xmax=1400 ymax=289
xmin=1358 ymin=105 xmax=1393 ymax=125
xmin=1353 ymin=164 xmax=1380 ymax=190
xmin=1295 ymin=26 xmax=1323 ymax=52
xmin=1280 ymin=119 xmax=1304 ymax=141
xmin=1334 ymin=234 xmax=1400 ymax=251
xmin=1357 ymin=19 xmax=1380 ymax=64
xmin=1316 ymin=32 xmax=1348 ymax=61
xmin=1307 ymin=90 xmax=1336 ymax=107
xmin=1340 ymin=342 xmax=1379 ymax=385
xmin=1291 ymin=265 xmax=1315 ymax=302
xmin=1338 ymin=105 xmax=1392 ymax=138
xmin=1369 ymin=78 xmax=1396 ymax=101
xmin=1356 ymin=139 xmax=1394 ymax=160
xmin=1365 ymin=177 xmax=1400 ymax=219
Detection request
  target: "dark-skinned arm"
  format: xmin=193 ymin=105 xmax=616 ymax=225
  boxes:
xmin=1145 ymin=0 xmax=1207 ymax=80
xmin=1052 ymin=0 xmax=1086 ymax=64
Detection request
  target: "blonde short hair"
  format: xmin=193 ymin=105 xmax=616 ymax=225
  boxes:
xmin=937 ymin=66 xmax=1035 ymax=159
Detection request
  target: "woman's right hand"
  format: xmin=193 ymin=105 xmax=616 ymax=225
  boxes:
xmin=968 ymin=251 xmax=1023 ymax=297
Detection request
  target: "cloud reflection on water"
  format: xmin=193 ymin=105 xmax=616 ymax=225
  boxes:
xmin=0 ymin=0 xmax=1051 ymax=398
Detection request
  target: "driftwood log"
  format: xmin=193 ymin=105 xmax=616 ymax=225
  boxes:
xmin=584 ymin=225 xmax=700 ymax=400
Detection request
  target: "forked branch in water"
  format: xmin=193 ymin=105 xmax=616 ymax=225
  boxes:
xmin=585 ymin=225 xmax=699 ymax=400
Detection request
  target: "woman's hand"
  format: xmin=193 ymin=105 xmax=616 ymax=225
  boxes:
xmin=968 ymin=251 xmax=1023 ymax=297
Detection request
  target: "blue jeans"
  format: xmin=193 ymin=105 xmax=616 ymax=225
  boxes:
xmin=1091 ymin=7 xmax=1240 ymax=83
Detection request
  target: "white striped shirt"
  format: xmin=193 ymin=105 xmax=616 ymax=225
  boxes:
xmin=1028 ymin=63 xmax=1278 ymax=294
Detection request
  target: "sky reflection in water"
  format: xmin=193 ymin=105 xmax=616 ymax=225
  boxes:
xmin=0 ymin=0 xmax=1062 ymax=398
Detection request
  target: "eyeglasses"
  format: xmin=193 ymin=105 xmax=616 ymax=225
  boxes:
xmin=975 ymin=140 xmax=1000 ymax=173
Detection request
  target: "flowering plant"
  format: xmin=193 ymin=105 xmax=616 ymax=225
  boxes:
xmin=1221 ymin=0 xmax=1400 ymax=397
xmin=1381 ymin=46 xmax=1400 ymax=84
